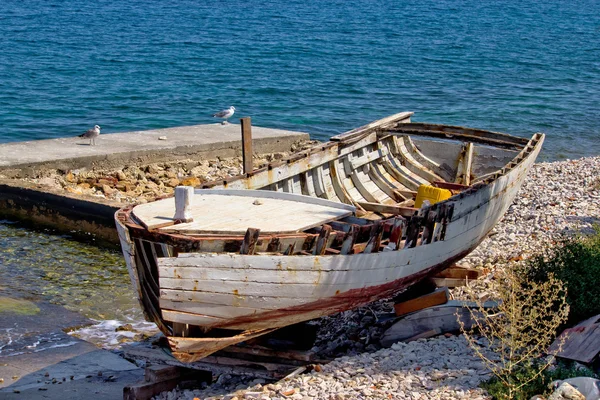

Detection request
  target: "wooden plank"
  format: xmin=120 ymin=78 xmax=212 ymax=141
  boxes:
xmin=394 ymin=287 xmax=449 ymax=316
xmin=330 ymin=111 xmax=413 ymax=144
xmin=241 ymin=117 xmax=253 ymax=174
xmin=218 ymin=345 xmax=317 ymax=363
xmin=356 ymin=201 xmax=418 ymax=217
xmin=549 ymin=316 xmax=600 ymax=364
xmin=432 ymin=181 xmax=470 ymax=191
xmin=167 ymin=328 xmax=278 ymax=359
xmin=134 ymin=189 xmax=355 ymax=234
xmin=385 ymin=127 xmax=525 ymax=150
xmin=122 ymin=345 xmax=281 ymax=380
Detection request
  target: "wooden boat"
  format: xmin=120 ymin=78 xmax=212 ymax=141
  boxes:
xmin=115 ymin=112 xmax=544 ymax=362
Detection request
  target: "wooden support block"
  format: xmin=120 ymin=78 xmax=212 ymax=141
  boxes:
xmin=394 ymin=287 xmax=449 ymax=317
xmin=434 ymin=265 xmax=481 ymax=280
xmin=125 ymin=366 xmax=211 ymax=400
xmin=124 ymin=379 xmax=180 ymax=400
xmin=431 ymin=277 xmax=469 ymax=288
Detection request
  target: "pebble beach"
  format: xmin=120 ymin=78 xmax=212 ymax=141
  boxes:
xmin=151 ymin=156 xmax=600 ymax=400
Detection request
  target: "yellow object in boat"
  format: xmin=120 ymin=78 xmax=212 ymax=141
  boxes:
xmin=414 ymin=184 xmax=452 ymax=208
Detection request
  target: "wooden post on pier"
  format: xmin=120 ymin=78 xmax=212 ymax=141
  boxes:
xmin=241 ymin=117 xmax=253 ymax=174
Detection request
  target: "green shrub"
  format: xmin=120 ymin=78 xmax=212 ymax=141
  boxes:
xmin=482 ymin=361 xmax=598 ymax=400
xmin=524 ymin=230 xmax=600 ymax=325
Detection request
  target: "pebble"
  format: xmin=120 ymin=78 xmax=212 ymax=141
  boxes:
xmin=151 ymin=156 xmax=600 ymax=400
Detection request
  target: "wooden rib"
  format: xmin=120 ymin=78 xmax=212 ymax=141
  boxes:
xmin=319 ymin=163 xmax=340 ymax=201
xmin=343 ymin=154 xmax=380 ymax=203
xmin=349 ymin=147 xmax=388 ymax=170
xmin=379 ymin=146 xmax=424 ymax=191
xmin=364 ymin=222 xmax=384 ymax=254
xmin=300 ymin=171 xmax=316 ymax=197
xmin=455 ymin=142 xmax=474 ymax=185
xmin=349 ymin=147 xmax=390 ymax=203
xmin=404 ymin=216 xmax=422 ymax=248
xmin=332 ymin=157 xmax=366 ymax=204
xmin=391 ymin=136 xmax=445 ymax=183
xmin=313 ymin=225 xmax=332 ymax=255
xmin=421 ymin=210 xmax=438 ymax=245
xmin=367 ymin=162 xmax=406 ymax=202
xmin=340 ymin=225 xmax=359 ymax=254
xmin=389 ymin=217 xmax=407 ymax=250
xmin=328 ymin=160 xmax=357 ymax=206
xmin=240 ymin=228 xmax=260 ymax=255
xmin=396 ymin=136 xmax=454 ymax=182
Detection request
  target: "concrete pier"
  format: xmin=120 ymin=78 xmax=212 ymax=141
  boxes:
xmin=0 ymin=123 xmax=310 ymax=243
xmin=0 ymin=123 xmax=309 ymax=177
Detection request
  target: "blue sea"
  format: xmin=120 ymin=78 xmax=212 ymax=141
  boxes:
xmin=1 ymin=0 xmax=599 ymax=160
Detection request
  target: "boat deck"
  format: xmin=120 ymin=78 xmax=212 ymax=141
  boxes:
xmin=132 ymin=190 xmax=356 ymax=234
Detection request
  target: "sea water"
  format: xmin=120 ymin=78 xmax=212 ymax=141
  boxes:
xmin=1 ymin=0 xmax=599 ymax=349
xmin=1 ymin=0 xmax=599 ymax=160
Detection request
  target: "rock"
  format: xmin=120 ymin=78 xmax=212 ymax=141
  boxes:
xmin=65 ymin=186 xmax=84 ymax=195
xmin=166 ymin=178 xmax=180 ymax=188
xmin=102 ymin=184 xmax=115 ymax=195
xmin=548 ymin=382 xmax=586 ymax=400
xmin=115 ymin=323 xmax=134 ymax=332
xmin=179 ymin=177 xmax=199 ymax=187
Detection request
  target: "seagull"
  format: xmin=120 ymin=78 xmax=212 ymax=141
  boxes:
xmin=213 ymin=106 xmax=235 ymax=124
xmin=79 ymin=125 xmax=101 ymax=145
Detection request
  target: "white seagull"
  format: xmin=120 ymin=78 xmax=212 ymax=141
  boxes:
xmin=213 ymin=106 xmax=235 ymax=124
xmin=79 ymin=125 xmax=101 ymax=145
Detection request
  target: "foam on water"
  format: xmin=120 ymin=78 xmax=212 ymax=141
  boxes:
xmin=69 ymin=319 xmax=158 ymax=349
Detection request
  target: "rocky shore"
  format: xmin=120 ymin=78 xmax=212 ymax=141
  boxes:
xmin=152 ymin=156 xmax=600 ymax=400
xmin=14 ymin=140 xmax=318 ymax=204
